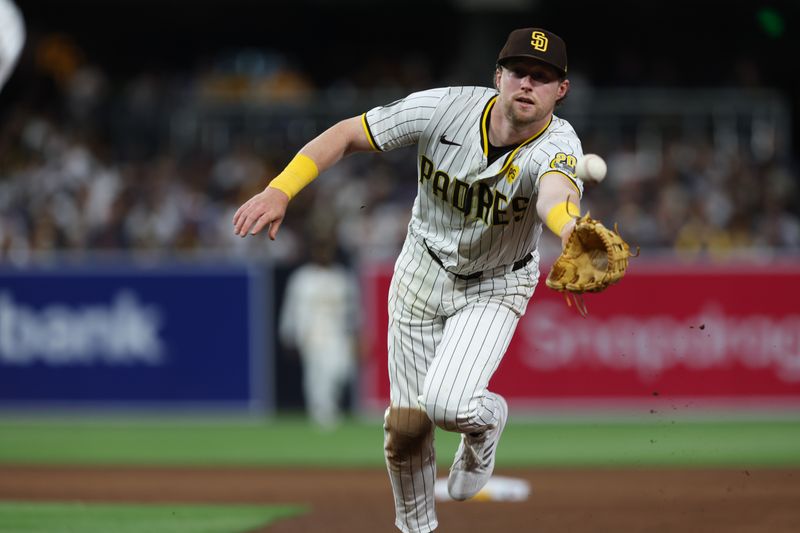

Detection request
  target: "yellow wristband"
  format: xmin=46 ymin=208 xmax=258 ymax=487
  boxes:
xmin=545 ymin=201 xmax=579 ymax=236
xmin=268 ymin=153 xmax=320 ymax=200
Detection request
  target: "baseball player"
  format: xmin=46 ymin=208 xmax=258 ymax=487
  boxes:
xmin=279 ymin=238 xmax=358 ymax=429
xmin=234 ymin=27 xmax=584 ymax=533
xmin=0 ymin=0 xmax=25 ymax=91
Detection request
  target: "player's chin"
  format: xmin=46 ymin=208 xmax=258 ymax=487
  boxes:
xmin=510 ymin=106 xmax=539 ymax=124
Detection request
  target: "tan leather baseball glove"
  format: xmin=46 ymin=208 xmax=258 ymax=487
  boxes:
xmin=546 ymin=213 xmax=637 ymax=316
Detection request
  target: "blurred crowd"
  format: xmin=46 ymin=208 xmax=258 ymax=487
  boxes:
xmin=1 ymin=30 xmax=798 ymax=267
xmin=582 ymin=133 xmax=800 ymax=261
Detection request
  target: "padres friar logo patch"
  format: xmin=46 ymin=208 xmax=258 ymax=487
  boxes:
xmin=506 ymin=164 xmax=520 ymax=184
xmin=530 ymin=31 xmax=548 ymax=51
xmin=549 ymin=152 xmax=577 ymax=177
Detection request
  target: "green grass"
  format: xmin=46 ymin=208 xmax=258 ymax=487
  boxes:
xmin=0 ymin=416 xmax=798 ymax=467
xmin=0 ymin=501 xmax=306 ymax=533
xmin=1 ymin=417 xmax=795 ymax=533
xmin=496 ymin=420 xmax=800 ymax=467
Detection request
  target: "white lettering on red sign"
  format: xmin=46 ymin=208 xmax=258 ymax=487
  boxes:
xmin=518 ymin=302 xmax=800 ymax=382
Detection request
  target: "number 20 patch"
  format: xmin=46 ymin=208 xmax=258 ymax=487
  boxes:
xmin=549 ymin=152 xmax=577 ymax=177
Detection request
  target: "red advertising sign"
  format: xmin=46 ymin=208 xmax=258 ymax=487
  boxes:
xmin=360 ymin=261 xmax=800 ymax=410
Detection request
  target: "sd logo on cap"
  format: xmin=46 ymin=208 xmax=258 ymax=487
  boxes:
xmin=497 ymin=27 xmax=568 ymax=76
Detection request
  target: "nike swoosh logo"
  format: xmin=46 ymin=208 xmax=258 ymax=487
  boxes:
xmin=439 ymin=134 xmax=461 ymax=146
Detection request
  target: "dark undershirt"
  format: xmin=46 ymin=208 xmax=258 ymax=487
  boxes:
xmin=485 ymin=111 xmax=521 ymax=166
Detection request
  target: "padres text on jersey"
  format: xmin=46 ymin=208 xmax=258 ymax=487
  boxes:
xmin=363 ymin=86 xmax=584 ymax=276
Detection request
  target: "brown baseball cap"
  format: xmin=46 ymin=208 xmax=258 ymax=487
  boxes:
xmin=497 ymin=28 xmax=568 ymax=77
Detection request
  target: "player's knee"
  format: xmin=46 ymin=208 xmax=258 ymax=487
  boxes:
xmin=420 ymin=388 xmax=481 ymax=431
xmin=384 ymin=406 xmax=433 ymax=466
xmin=418 ymin=396 xmax=450 ymax=430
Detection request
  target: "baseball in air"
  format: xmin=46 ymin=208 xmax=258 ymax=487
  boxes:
xmin=576 ymin=153 xmax=607 ymax=183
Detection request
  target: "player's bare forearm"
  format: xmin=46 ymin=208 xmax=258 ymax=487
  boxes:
xmin=297 ymin=116 xmax=374 ymax=172
xmin=536 ymin=171 xmax=581 ymax=248
xmin=232 ymin=116 xmax=372 ymax=239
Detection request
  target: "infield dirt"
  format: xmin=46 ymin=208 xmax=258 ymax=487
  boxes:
xmin=1 ymin=466 xmax=798 ymax=532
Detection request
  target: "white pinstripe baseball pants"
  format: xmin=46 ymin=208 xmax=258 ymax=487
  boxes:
xmin=384 ymin=232 xmax=538 ymax=533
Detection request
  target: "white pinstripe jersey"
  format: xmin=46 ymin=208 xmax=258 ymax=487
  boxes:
xmin=363 ymin=86 xmax=584 ymax=276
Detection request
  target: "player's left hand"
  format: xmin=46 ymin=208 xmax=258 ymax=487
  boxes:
xmin=545 ymin=213 xmax=638 ymax=315
xmin=233 ymin=186 xmax=290 ymax=239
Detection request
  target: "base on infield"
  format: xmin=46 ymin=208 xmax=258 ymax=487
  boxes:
xmin=435 ymin=475 xmax=530 ymax=502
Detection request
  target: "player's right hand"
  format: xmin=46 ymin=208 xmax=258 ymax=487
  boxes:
xmin=232 ymin=186 xmax=290 ymax=240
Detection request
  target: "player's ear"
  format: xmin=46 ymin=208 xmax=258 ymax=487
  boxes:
xmin=557 ymin=78 xmax=570 ymax=99
xmin=493 ymin=66 xmax=502 ymax=90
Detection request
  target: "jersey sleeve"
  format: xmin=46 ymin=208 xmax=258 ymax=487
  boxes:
xmin=0 ymin=0 xmax=26 ymax=89
xmin=533 ymin=133 xmax=585 ymax=198
xmin=362 ymin=88 xmax=447 ymax=152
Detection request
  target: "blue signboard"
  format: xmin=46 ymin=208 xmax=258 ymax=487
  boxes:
xmin=0 ymin=263 xmax=270 ymax=413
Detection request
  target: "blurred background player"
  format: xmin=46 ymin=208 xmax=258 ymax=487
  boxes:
xmin=0 ymin=0 xmax=25 ymax=91
xmin=278 ymin=230 xmax=359 ymax=429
